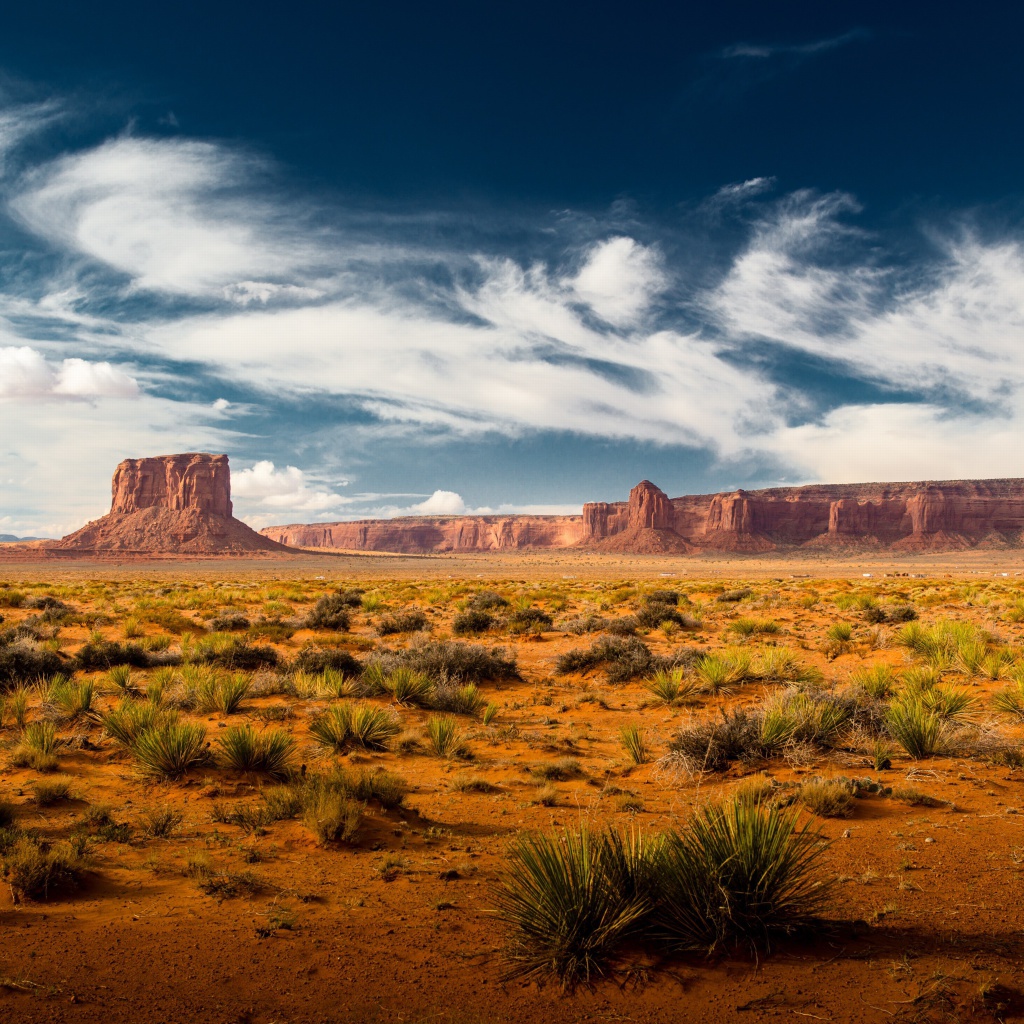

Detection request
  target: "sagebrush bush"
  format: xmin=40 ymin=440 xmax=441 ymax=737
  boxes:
xmin=291 ymin=645 xmax=363 ymax=677
xmin=377 ymin=609 xmax=429 ymax=636
xmin=366 ymin=640 xmax=517 ymax=683
xmin=305 ymin=594 xmax=354 ymax=631
xmin=453 ymin=609 xmax=493 ymax=635
xmin=4 ymin=837 xmax=84 ymax=900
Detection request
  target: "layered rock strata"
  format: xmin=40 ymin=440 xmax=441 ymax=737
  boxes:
xmin=262 ymin=477 xmax=1024 ymax=554
xmin=57 ymin=454 xmax=290 ymax=554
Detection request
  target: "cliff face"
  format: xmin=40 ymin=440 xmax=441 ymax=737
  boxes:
xmin=584 ymin=478 xmax=1024 ymax=553
xmin=263 ymin=515 xmax=584 ymax=554
xmin=262 ymin=477 xmax=1024 ymax=555
xmin=57 ymin=454 xmax=289 ymax=555
xmin=111 ymin=454 xmax=233 ymax=517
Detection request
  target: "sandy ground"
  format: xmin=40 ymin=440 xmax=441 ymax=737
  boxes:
xmin=1 ymin=553 xmax=1023 ymax=1023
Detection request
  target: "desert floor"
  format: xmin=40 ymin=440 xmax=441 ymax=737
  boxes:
xmin=1 ymin=551 xmax=1024 ymax=1023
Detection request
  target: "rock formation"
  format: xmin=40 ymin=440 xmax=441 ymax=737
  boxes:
xmin=56 ymin=454 xmax=290 ymax=555
xmin=262 ymin=477 xmax=1024 ymax=555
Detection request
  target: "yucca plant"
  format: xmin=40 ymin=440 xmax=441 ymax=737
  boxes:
xmin=482 ymin=701 xmax=500 ymax=726
xmin=309 ymin=705 xmax=353 ymax=750
xmin=885 ymin=699 xmax=944 ymax=759
xmin=921 ymin=684 xmax=978 ymax=722
xmin=101 ymin=699 xmax=171 ymax=747
xmin=644 ymin=668 xmax=700 ymax=706
xmin=992 ymin=679 xmax=1024 ymax=719
xmin=730 ymin=617 xmax=781 ymax=637
xmin=492 ymin=827 xmax=654 ymax=989
xmin=694 ymin=650 xmax=750 ymax=695
xmin=347 ymin=704 xmax=399 ymax=750
xmin=107 ymin=664 xmax=138 ymax=696
xmin=655 ymin=799 xmax=831 ymax=954
xmin=359 ymin=661 xmax=388 ymax=696
xmin=426 ymin=713 xmax=468 ymax=759
xmin=43 ymin=678 xmax=95 ymax=723
xmin=901 ymin=666 xmax=942 ymax=694
xmin=217 ymin=724 xmax=294 ymax=779
xmin=754 ymin=647 xmax=803 ymax=683
xmin=956 ymin=637 xmax=989 ymax=676
xmin=320 ymin=667 xmax=358 ymax=698
xmin=619 ymin=724 xmax=651 ymax=765
xmin=203 ymin=674 xmax=250 ymax=714
xmin=850 ymin=664 xmax=899 ymax=700
xmin=383 ymin=667 xmax=434 ymax=707
xmin=8 ymin=688 xmax=28 ymax=729
xmin=825 ymin=622 xmax=853 ymax=643
xmin=131 ymin=722 xmax=209 ymax=778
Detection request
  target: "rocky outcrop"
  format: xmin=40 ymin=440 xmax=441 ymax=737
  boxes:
xmin=56 ymin=454 xmax=290 ymax=555
xmin=262 ymin=477 xmax=1024 ymax=555
xmin=263 ymin=515 xmax=585 ymax=554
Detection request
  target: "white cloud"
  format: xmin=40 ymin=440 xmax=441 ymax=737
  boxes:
xmin=0 ymin=347 xmax=140 ymax=399
xmin=568 ymin=236 xmax=667 ymax=327
xmin=11 ymin=137 xmax=323 ymax=297
xmin=231 ymin=460 xmax=350 ymax=517
xmin=407 ymin=490 xmax=467 ymax=515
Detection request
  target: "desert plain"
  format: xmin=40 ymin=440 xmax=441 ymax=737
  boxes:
xmin=1 ymin=551 xmax=1024 ymax=1024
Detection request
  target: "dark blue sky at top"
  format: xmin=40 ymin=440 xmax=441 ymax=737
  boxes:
xmin=3 ymin=1 xmax=1022 ymax=214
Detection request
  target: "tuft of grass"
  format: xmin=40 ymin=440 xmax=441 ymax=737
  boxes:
xmin=217 ymin=724 xmax=294 ymax=779
xmin=798 ymin=778 xmax=856 ymax=818
xmin=482 ymin=702 xmax=500 ymax=726
xmin=31 ymin=775 xmax=74 ymax=805
xmin=382 ymin=667 xmax=434 ymax=707
xmin=43 ymin=678 xmax=95 ymax=723
xmin=131 ymin=722 xmax=209 ymax=779
xmin=643 ymin=667 xmax=700 ymax=707
xmin=348 ymin=704 xmax=400 ymax=750
xmin=619 ymin=724 xmax=652 ymax=765
xmin=532 ymin=757 xmax=583 ymax=781
xmin=492 ymin=826 xmax=653 ymax=990
xmin=11 ymin=721 xmax=61 ymax=772
xmin=992 ymin=679 xmax=1024 ymax=719
xmin=449 ymin=772 xmax=500 ymax=793
xmin=308 ymin=705 xmax=352 ymax=750
xmin=4 ymin=837 xmax=84 ymax=900
xmin=694 ymin=649 xmax=751 ymax=695
xmin=851 ymin=664 xmax=899 ymax=700
xmin=885 ymin=699 xmax=944 ymax=759
xmin=100 ymin=699 xmax=170 ymax=747
xmin=303 ymin=788 xmax=361 ymax=845
xmin=137 ymin=807 xmax=183 ymax=838
xmin=426 ymin=714 xmax=469 ymax=759
xmin=107 ymin=664 xmax=138 ymax=695
xmin=656 ymin=799 xmax=831 ymax=955
xmin=730 ymin=617 xmax=781 ymax=638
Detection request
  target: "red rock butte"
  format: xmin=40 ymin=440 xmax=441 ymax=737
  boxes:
xmin=55 ymin=454 xmax=289 ymax=555
xmin=262 ymin=477 xmax=1024 ymax=555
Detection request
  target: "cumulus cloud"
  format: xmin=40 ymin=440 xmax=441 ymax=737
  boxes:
xmin=0 ymin=347 xmax=140 ymax=399
xmin=568 ymin=237 xmax=667 ymax=327
xmin=407 ymin=490 xmax=467 ymax=515
xmin=231 ymin=461 xmax=351 ymax=517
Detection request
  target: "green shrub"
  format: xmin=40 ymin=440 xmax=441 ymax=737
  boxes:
xmin=132 ymin=722 xmax=209 ymax=778
xmin=655 ymin=800 xmax=830 ymax=954
xmin=217 ymin=724 xmax=294 ymax=778
xmin=305 ymin=594 xmax=353 ymax=631
xmin=426 ymin=714 xmax=469 ymax=759
xmin=619 ymin=724 xmax=651 ymax=765
xmin=453 ymin=610 xmax=494 ymax=635
xmin=0 ymin=638 xmax=66 ymax=689
xmin=367 ymin=640 xmax=517 ymax=683
xmin=291 ymin=645 xmax=363 ymax=676
xmin=492 ymin=827 xmax=654 ymax=989
xmin=886 ymin=699 xmax=944 ymax=759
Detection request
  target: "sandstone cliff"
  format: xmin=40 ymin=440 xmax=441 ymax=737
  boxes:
xmin=56 ymin=454 xmax=290 ymax=555
xmin=262 ymin=477 xmax=1024 ymax=555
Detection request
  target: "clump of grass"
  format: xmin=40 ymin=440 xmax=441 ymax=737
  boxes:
xmin=885 ymin=699 xmax=944 ymax=759
xmin=825 ymin=622 xmax=853 ymax=643
xmin=889 ymin=785 xmax=943 ymax=808
xmin=798 ymin=778 xmax=856 ymax=818
xmin=449 ymin=772 xmax=500 ymax=793
xmin=3 ymin=837 xmax=84 ymax=900
xmin=492 ymin=827 xmax=652 ymax=989
xmin=131 ymin=722 xmax=209 ymax=779
xmin=376 ymin=609 xmax=429 ymax=636
xmin=694 ymin=649 xmax=751 ymax=695
xmin=619 ymin=724 xmax=651 ymax=765
xmin=309 ymin=704 xmax=398 ymax=751
xmin=532 ymin=757 xmax=583 ymax=781
xmin=921 ymin=684 xmax=978 ymax=722
xmin=730 ymin=617 xmax=781 ymax=638
xmin=851 ymin=664 xmax=899 ymax=700
xmin=107 ymin=664 xmax=139 ymax=695
xmin=991 ymin=678 xmax=1024 ymax=719
xmin=382 ymin=667 xmax=434 ymax=707
xmin=11 ymin=721 xmax=61 ymax=772
xmin=431 ymin=680 xmax=485 ymax=716
xmin=217 ymin=725 xmax=294 ymax=779
xmin=754 ymin=648 xmax=805 ymax=683
xmin=138 ymin=807 xmax=183 ymax=838
xmin=303 ymin=788 xmax=361 ymax=845
xmin=101 ymin=699 xmax=171 ymax=747
xmin=43 ymin=677 xmax=95 ymax=723
xmin=426 ymin=714 xmax=469 ymax=759
xmin=32 ymin=775 xmax=74 ymax=805
xmin=655 ymin=799 xmax=830 ymax=955
xmin=643 ymin=668 xmax=700 ymax=707
xmin=482 ymin=702 xmax=500 ymax=726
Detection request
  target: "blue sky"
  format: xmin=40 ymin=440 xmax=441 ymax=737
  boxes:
xmin=1 ymin=2 xmax=1024 ymax=535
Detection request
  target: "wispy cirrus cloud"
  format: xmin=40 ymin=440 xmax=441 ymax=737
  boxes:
xmin=720 ymin=29 xmax=869 ymax=61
